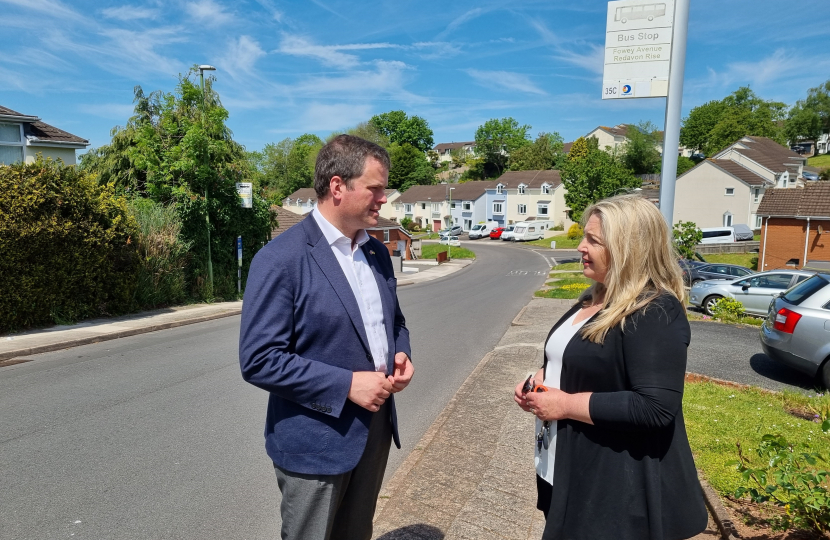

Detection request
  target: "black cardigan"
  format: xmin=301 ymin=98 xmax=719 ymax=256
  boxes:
xmin=538 ymin=294 xmax=707 ymax=540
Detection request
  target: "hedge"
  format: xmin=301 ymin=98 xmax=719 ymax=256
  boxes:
xmin=0 ymin=159 xmax=139 ymax=332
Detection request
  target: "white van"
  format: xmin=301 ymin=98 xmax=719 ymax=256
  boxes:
xmin=700 ymin=227 xmax=736 ymax=244
xmin=469 ymin=221 xmax=499 ymax=239
xmin=512 ymin=220 xmax=556 ymax=242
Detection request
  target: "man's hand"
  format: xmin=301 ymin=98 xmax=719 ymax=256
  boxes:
xmin=348 ymin=371 xmax=393 ymax=412
xmin=388 ymin=352 xmax=414 ymax=393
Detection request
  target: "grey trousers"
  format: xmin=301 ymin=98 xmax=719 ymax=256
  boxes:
xmin=274 ymin=403 xmax=392 ymax=540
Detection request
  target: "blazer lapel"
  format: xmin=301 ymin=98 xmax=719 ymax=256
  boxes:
xmin=362 ymin=243 xmax=395 ymax=371
xmin=304 ymin=218 xmax=372 ymax=354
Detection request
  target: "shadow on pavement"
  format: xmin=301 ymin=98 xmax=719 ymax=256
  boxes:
xmin=375 ymin=524 xmax=444 ymax=540
xmin=749 ymin=353 xmax=819 ymax=391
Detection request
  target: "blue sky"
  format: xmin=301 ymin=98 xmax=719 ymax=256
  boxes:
xmin=2 ymin=0 xmax=829 ymax=153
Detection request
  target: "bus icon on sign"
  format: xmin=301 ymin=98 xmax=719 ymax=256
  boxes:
xmin=621 ymin=84 xmax=632 ymax=95
xmin=615 ymin=3 xmax=666 ymax=23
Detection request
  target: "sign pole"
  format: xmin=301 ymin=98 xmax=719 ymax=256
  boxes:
xmin=237 ymin=236 xmax=242 ymax=296
xmin=658 ymin=0 xmax=690 ymax=226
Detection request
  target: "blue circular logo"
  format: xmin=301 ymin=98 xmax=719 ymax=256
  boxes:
xmin=622 ymin=84 xmax=632 ymax=94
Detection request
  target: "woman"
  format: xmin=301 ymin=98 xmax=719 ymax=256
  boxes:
xmin=514 ymin=195 xmax=707 ymax=540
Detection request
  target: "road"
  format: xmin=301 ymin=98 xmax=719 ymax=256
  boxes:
xmin=0 ymin=242 xmax=549 ymax=540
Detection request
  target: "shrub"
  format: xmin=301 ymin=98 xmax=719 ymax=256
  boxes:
xmin=553 ymin=223 xmax=564 ymax=231
xmin=673 ymin=221 xmax=703 ymax=259
xmin=401 ymin=216 xmax=413 ymax=230
xmin=567 ymin=223 xmax=583 ymax=240
xmin=711 ymin=297 xmax=745 ymax=322
xmin=128 ymin=199 xmax=192 ymax=309
xmin=0 ymin=159 xmax=138 ymax=332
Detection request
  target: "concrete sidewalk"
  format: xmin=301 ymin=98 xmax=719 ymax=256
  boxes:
xmin=0 ymin=257 xmax=474 ymax=363
xmin=372 ymin=297 xmax=720 ymax=540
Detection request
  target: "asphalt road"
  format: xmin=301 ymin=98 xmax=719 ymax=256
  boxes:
xmin=0 ymin=242 xmax=549 ymax=540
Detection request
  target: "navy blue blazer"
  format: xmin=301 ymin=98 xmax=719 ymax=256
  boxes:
xmin=239 ymin=214 xmax=411 ymax=476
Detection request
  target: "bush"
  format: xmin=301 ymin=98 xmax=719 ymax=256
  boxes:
xmin=401 ymin=216 xmax=413 ymax=230
xmin=0 ymin=159 xmax=139 ymax=332
xmin=711 ymin=297 xmax=745 ymax=322
xmin=673 ymin=221 xmax=703 ymax=259
xmin=128 ymin=199 xmax=192 ymax=309
xmin=553 ymin=223 xmax=564 ymax=231
xmin=567 ymin=223 xmax=583 ymax=240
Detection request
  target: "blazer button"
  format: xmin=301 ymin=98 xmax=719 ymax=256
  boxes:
xmin=366 ymin=353 xmax=373 ymax=361
xmin=326 ymin=406 xmax=332 ymax=413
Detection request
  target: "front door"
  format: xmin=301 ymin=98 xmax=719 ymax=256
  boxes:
xmin=433 ymin=220 xmax=441 ymax=232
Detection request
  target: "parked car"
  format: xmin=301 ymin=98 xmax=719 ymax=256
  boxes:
xmin=760 ymin=273 xmax=830 ymax=387
xmin=489 ymin=227 xmax=506 ymax=239
xmin=500 ymin=226 xmax=515 ymax=241
xmin=700 ymin=227 xmax=736 ymax=244
xmin=438 ymin=235 xmax=461 ymax=247
xmin=468 ymin=221 xmax=499 ymax=239
xmin=440 ymin=225 xmax=463 ymax=237
xmin=689 ymin=269 xmax=815 ymax=316
xmin=685 ymin=263 xmax=754 ymax=286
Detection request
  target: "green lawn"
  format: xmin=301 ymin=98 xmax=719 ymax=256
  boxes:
xmin=699 ymin=253 xmax=758 ymax=270
xmin=808 ymin=154 xmax=830 ymax=169
xmin=420 ymin=244 xmax=475 ymax=259
xmin=552 ymin=262 xmax=584 ymax=271
xmin=684 ymin=381 xmax=830 ymax=497
xmin=524 ymin=235 xmax=582 ymax=249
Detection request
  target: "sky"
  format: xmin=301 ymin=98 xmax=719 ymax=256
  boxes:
xmin=2 ymin=0 xmax=829 ymax=153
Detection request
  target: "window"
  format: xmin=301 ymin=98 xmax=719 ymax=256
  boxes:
xmin=0 ymin=122 xmax=24 ymax=165
xmin=723 ymin=211 xmax=733 ymax=227
xmin=753 ymin=188 xmax=760 ymax=203
xmin=451 ymin=201 xmax=456 ymax=209
xmin=518 ymin=204 xmax=527 ymax=214
xmin=383 ymin=230 xmax=390 ymax=242
xmin=518 ymin=185 xmax=526 ymax=195
xmin=782 ymin=275 xmax=829 ymax=306
xmin=404 ymin=204 xmax=413 ymax=213
xmin=463 ymin=201 xmax=471 ymax=210
xmin=725 ymin=187 xmax=734 ymax=196
xmin=432 ymin=203 xmax=439 ymax=211
xmin=755 ymin=215 xmax=762 ymax=228
xmin=738 ymin=274 xmax=793 ymax=289
xmin=493 ymin=202 xmax=503 ymax=214
xmin=537 ymin=203 xmax=549 ymax=216
xmin=541 ymin=184 xmax=551 ymax=195
xmin=421 ymin=203 xmax=426 ymax=210
xmin=496 ymin=184 xmax=504 ymax=194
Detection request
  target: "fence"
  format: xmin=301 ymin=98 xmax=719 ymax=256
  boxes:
xmin=694 ymin=241 xmax=760 ymax=255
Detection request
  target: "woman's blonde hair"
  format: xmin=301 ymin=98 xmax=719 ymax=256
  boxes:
xmin=579 ymin=194 xmax=685 ymax=343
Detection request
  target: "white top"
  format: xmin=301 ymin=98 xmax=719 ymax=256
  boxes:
xmin=535 ymin=309 xmax=590 ymax=485
xmin=312 ymin=208 xmax=389 ymax=373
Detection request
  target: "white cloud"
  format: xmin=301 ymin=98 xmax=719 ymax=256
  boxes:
xmin=300 ymin=102 xmax=373 ymax=131
xmin=552 ymin=44 xmax=604 ymax=76
xmin=184 ymin=0 xmax=234 ymax=28
xmin=276 ymin=35 xmax=401 ymax=69
xmin=78 ymin=103 xmax=136 ymax=120
xmin=412 ymin=42 xmax=463 ymax=60
xmin=0 ymin=0 xmax=86 ymax=22
xmin=220 ymin=36 xmax=266 ymax=78
xmin=466 ymin=69 xmax=547 ymax=96
xmin=101 ymin=6 xmax=158 ymax=20
xmin=290 ymin=60 xmax=424 ymax=104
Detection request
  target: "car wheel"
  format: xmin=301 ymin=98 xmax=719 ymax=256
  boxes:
xmin=820 ymin=359 xmax=830 ymax=390
xmin=703 ymin=295 xmax=723 ymax=316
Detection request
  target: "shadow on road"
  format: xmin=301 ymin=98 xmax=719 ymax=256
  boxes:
xmin=376 ymin=524 xmax=444 ymax=539
xmin=749 ymin=353 xmax=819 ymax=391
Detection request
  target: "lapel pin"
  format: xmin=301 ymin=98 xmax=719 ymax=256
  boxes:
xmin=369 ymin=250 xmax=375 ymax=255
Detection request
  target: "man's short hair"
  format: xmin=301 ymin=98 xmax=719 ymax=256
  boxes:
xmin=314 ymin=135 xmax=391 ymax=199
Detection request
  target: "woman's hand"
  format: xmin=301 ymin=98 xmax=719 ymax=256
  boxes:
xmin=514 ymin=369 xmax=545 ymax=412
xmin=526 ymin=388 xmax=595 ymax=424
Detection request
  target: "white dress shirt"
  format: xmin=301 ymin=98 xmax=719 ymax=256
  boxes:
xmin=312 ymin=208 xmax=389 ymax=373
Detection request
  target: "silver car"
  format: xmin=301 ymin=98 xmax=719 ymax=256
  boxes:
xmin=689 ymin=269 xmax=814 ymax=316
xmin=760 ymin=273 xmax=830 ymax=387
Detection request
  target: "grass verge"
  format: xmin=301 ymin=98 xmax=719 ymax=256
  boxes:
xmin=420 ymin=244 xmax=475 ymax=259
xmin=808 ymin=155 xmax=830 ymax=169
xmin=699 ymin=253 xmax=758 ymax=269
xmin=552 ymin=262 xmax=584 ymax=271
xmin=523 ymin=235 xmax=582 ymax=249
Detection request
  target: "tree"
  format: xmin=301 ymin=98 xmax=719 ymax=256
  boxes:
xmin=328 ymin=122 xmax=389 ymax=148
xmin=785 ymin=80 xmax=830 ymax=155
xmin=253 ymin=134 xmax=323 ymax=204
xmin=676 ymin=156 xmax=696 ymax=176
xmin=673 ymin=221 xmax=703 ymax=259
xmin=680 ymin=87 xmax=787 ymax=156
xmin=508 ymin=132 xmax=565 ymax=171
xmin=619 ymin=121 xmax=662 ymax=174
xmin=560 ymin=143 xmax=640 ymax=222
xmin=474 ymin=117 xmax=531 ymax=176
xmin=388 ymin=143 xmax=435 ymax=191
xmin=369 ymin=111 xmax=434 ymax=153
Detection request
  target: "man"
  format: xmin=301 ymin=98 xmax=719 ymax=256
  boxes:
xmin=239 ymin=134 xmax=414 ymax=540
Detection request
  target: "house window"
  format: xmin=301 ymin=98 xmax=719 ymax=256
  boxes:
xmin=0 ymin=122 xmax=24 ymax=165
xmin=754 ymin=215 xmax=762 ymax=228
xmin=493 ymin=202 xmax=503 ymax=214
xmin=518 ymin=185 xmax=526 ymax=195
xmin=496 ymin=184 xmax=504 ymax=194
xmin=432 ymin=203 xmax=439 ymax=211
xmin=723 ymin=211 xmax=733 ymax=227
xmin=725 ymin=188 xmax=734 ymax=196
xmin=537 ymin=203 xmax=549 ymax=216
xmin=451 ymin=201 xmax=456 ymax=209
xmin=296 ymin=199 xmax=302 ymax=206
xmin=541 ymin=184 xmax=550 ymax=195
xmin=463 ymin=201 xmax=471 ymax=210
xmin=404 ymin=204 xmax=413 ymax=213
xmin=518 ymin=204 xmax=527 ymax=214
xmin=383 ymin=230 xmax=390 ymax=242
xmin=753 ymin=188 xmax=760 ymax=203
xmin=421 ymin=203 xmax=426 ymax=210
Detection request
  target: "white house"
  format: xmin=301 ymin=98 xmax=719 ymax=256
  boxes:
xmin=583 ymin=123 xmax=693 ymax=157
xmin=433 ymin=141 xmax=476 ymax=164
xmin=494 ymin=170 xmax=573 ymax=229
xmin=282 ymin=188 xmax=401 ymax=221
xmin=392 ymin=182 xmax=494 ymax=232
xmin=0 ymin=105 xmax=89 ymax=165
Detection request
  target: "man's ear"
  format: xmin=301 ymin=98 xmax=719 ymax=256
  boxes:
xmin=329 ymin=175 xmax=345 ymax=201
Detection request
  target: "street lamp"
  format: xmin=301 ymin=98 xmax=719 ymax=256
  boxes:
xmin=448 ymin=187 xmax=455 ymax=260
xmin=199 ymin=65 xmax=216 ymax=296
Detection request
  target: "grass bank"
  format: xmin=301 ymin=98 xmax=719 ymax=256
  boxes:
xmin=535 ymin=262 xmax=591 ymax=299
xmin=420 ymin=244 xmax=475 ymax=260
xmin=700 ymin=253 xmax=758 ymax=269
xmin=808 ymin=154 xmax=830 ymax=169
xmin=524 ymin=235 xmax=581 ymax=249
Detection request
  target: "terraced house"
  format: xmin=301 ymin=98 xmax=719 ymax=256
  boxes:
xmin=391 ymin=182 xmax=496 ymax=232
xmin=492 ymin=170 xmax=573 ymax=229
xmin=0 ymin=105 xmax=89 ymax=165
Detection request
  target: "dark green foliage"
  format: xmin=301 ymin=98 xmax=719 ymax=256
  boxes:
xmin=676 ymin=155 xmax=696 ymax=176
xmin=619 ymin=121 xmax=662 ymax=174
xmin=0 ymin=159 xmax=139 ymax=332
xmin=560 ymin=143 xmax=639 ymax=222
xmin=508 ymin=132 xmax=565 ymax=171
xmin=475 ymin=117 xmax=531 ymax=176
xmin=785 ymin=80 xmax=830 ymax=154
xmin=388 ymin=143 xmax=435 ymax=191
xmin=249 ymin=133 xmax=323 ymax=204
xmin=369 ymin=111 xmax=434 ymax=153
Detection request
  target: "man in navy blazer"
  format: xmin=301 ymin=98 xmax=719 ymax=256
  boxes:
xmin=239 ymin=135 xmax=413 ymax=540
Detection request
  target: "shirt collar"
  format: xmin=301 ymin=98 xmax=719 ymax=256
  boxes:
xmin=313 ymin=208 xmax=370 ymax=249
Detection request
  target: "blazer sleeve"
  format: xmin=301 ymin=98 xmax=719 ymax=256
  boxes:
xmin=588 ymin=295 xmax=690 ymax=431
xmin=238 ymin=245 xmax=354 ymax=418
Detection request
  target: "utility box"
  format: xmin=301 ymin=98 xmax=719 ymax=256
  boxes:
xmin=391 ymin=255 xmax=402 ymax=272
xmin=550 ymin=241 xmax=556 ymax=249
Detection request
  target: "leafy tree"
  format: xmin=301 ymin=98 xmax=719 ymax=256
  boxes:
xmin=508 ymin=132 xmax=565 ymax=171
xmin=620 ymin=121 xmax=662 ymax=174
xmin=680 ymin=87 xmax=787 ymax=156
xmin=80 ymin=67 xmax=272 ymax=300
xmin=785 ymin=80 xmax=830 ymax=155
xmin=388 ymin=143 xmax=435 ymax=191
xmin=820 ymin=168 xmax=830 ymax=181
xmin=673 ymin=221 xmax=703 ymax=259
xmin=474 ymin=117 xmax=531 ymax=176
xmin=252 ymin=134 xmax=323 ymax=204
xmin=369 ymin=111 xmax=434 ymax=153
xmin=560 ymin=143 xmax=640 ymax=222
xmin=328 ymin=122 xmax=389 ymax=148
xmin=676 ymin=156 xmax=697 ymax=176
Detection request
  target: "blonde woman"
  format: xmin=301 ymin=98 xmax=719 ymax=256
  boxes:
xmin=514 ymin=195 xmax=707 ymax=540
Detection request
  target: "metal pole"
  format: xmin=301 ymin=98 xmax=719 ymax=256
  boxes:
xmin=200 ymin=68 xmax=214 ymax=295
xmin=447 ymin=189 xmax=452 ymax=261
xmin=658 ymin=0 xmax=690 ymax=226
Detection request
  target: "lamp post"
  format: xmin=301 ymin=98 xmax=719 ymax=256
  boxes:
xmin=199 ymin=64 xmax=216 ymax=296
xmin=448 ymin=187 xmax=455 ymax=260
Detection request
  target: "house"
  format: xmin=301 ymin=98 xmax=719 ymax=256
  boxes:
xmin=282 ymin=188 xmax=400 ymax=220
xmin=433 ymin=141 xmax=476 ymax=163
xmin=492 ymin=170 xmax=573 ymax=229
xmin=270 ymin=206 xmax=306 ymax=237
xmin=672 ymin=136 xmax=808 ymax=229
xmin=0 ymin=105 xmax=89 ymax=165
xmin=392 ymin=182 xmax=495 ymax=232
xmin=583 ymin=123 xmax=693 ymax=157
xmin=756 ymin=183 xmax=830 ymax=272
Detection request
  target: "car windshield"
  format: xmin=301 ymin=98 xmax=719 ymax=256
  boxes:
xmin=781 ymin=274 xmax=827 ymax=306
